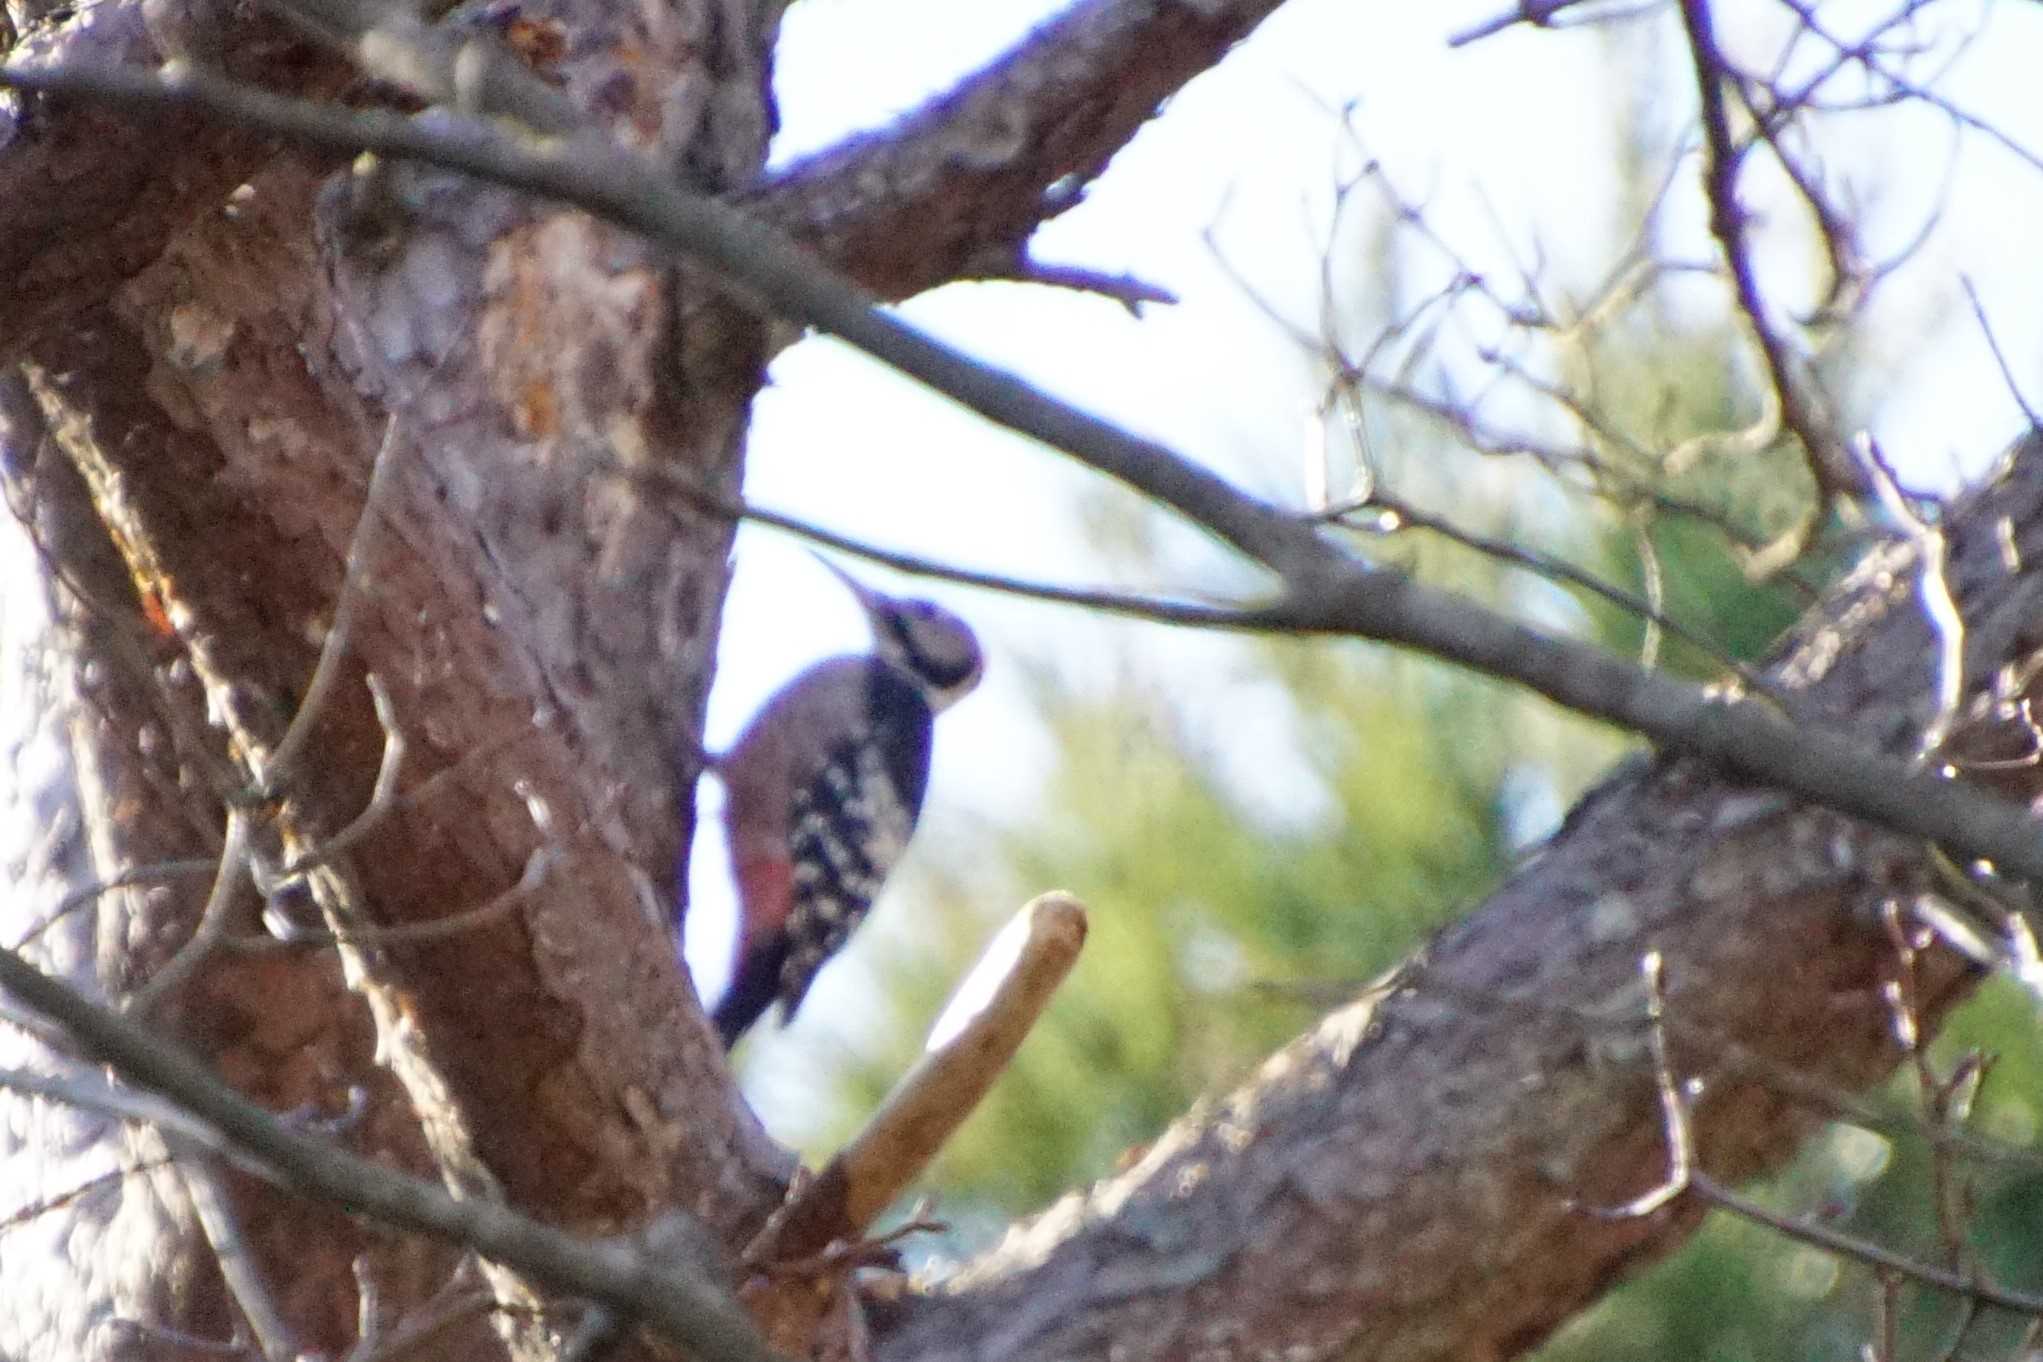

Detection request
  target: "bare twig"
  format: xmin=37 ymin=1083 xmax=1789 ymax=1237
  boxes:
xmin=1446 ymin=0 xmax=1659 ymax=47
xmin=106 ymin=1319 xmax=253 ymax=1356
xmin=1676 ymin=0 xmax=1860 ymax=556
xmin=1328 ymin=491 xmax=1772 ymax=695
xmin=0 ymin=1065 xmax=241 ymax=1162
xmin=0 ymin=1165 xmax=132 ymax=1232
xmin=1575 ymin=952 xmax=1691 ymax=1219
xmin=1767 ymin=0 xmax=2043 ymax=177
xmin=1916 ymin=850 xmax=2043 ymax=1007
xmin=1695 ymin=1175 xmax=2043 ymax=1318
xmin=8 ymin=857 xmax=219 ymax=953
xmin=255 ymin=844 xmax=555 ymax=948
xmin=1578 ymin=950 xmax=2043 ymax=1319
xmin=259 ymin=418 xmax=406 ymax=798
xmin=1879 ymin=900 xmax=1980 ymax=1279
xmin=124 ymin=808 xmax=255 ymax=1014
xmin=1960 ymin=274 xmax=2042 ymax=434
xmin=173 ymin=1144 xmax=302 ymax=1362
xmin=639 ymin=465 xmax=1284 ymax=630
xmin=270 ymin=703 xmax=541 ymax=884
xmin=343 ymin=1261 xmax=498 ymax=1362
xmin=986 ymin=257 xmax=1178 ymax=315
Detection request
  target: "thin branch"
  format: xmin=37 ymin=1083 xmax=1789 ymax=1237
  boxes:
xmin=8 ymin=61 xmax=2043 ymax=885
xmin=124 ymin=808 xmax=254 ymax=1014
xmin=173 ymin=1144 xmax=303 ymax=1362
xmin=0 ymin=1165 xmax=133 ymax=1233
xmin=1446 ymin=0 xmax=1659 ymax=47
xmin=259 ymin=418 xmax=405 ymax=797
xmin=254 ymin=844 xmax=555 ymax=948
xmin=270 ymin=704 xmax=542 ymax=884
xmin=107 ymin=1319 xmax=254 ymax=1357
xmin=983 ymin=257 xmax=1178 ymax=315
xmin=556 ymin=1215 xmax=739 ymax=1362
xmin=1960 ymin=274 xmax=2042 ymax=433
xmin=1575 ymin=952 xmax=1690 ymax=1219
xmin=0 ymin=1065 xmax=242 ymax=1163
xmin=1676 ymin=0 xmax=1860 ymax=523
xmin=1631 ymin=517 xmax=1665 ymax=671
xmin=1694 ymin=1173 xmax=2043 ymax=1318
xmin=1579 ymin=951 xmax=2043 ymax=1320
xmin=1852 ymin=435 xmax=1963 ymax=758
xmin=1879 ymin=900 xmax=1983 ymax=1281
xmin=639 ymin=466 xmax=1279 ymax=629
xmin=1767 ymin=0 xmax=2043 ymax=177
xmin=1916 ymin=852 xmax=2043 ymax=1009
xmin=344 ymin=1262 xmax=499 ymax=1362
xmin=1328 ymin=491 xmax=1774 ymax=696
xmin=8 ymin=857 xmax=219 ymax=953
xmin=0 ymin=946 xmax=788 ymax=1362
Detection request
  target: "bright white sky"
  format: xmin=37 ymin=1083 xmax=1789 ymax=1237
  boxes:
xmin=680 ymin=0 xmax=2043 ymax=1095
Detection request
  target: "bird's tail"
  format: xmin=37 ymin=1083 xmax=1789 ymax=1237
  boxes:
xmin=711 ymin=937 xmax=788 ymax=1050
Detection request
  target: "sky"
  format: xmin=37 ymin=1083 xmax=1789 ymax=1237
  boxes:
xmin=685 ymin=0 xmax=2043 ymax=1104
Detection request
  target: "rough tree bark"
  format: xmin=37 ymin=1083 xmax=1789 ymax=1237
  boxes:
xmin=0 ymin=1 xmax=2036 ymax=1361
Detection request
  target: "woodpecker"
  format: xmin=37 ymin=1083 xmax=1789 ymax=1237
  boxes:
xmin=710 ymin=557 xmax=983 ymax=1049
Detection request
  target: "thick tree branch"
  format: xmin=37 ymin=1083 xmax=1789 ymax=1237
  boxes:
xmin=1 ymin=367 xmax=453 ymax=1359
xmin=746 ymin=0 xmax=1290 ymax=299
xmin=874 ymin=439 xmax=2043 ymax=1362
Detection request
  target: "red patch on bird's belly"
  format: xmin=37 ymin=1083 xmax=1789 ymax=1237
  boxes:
xmin=735 ymin=855 xmax=794 ymax=950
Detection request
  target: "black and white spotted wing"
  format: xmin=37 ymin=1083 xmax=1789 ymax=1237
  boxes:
xmin=774 ymin=663 xmax=934 ymax=1020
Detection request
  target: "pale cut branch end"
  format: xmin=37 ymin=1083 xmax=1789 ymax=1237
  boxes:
xmin=753 ymin=891 xmax=1088 ymax=1264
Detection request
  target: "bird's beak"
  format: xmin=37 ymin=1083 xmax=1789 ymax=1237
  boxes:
xmin=810 ymin=551 xmax=890 ymax=621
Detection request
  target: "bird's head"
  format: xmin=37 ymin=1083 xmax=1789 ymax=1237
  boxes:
xmin=815 ymin=554 xmax=984 ymax=712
